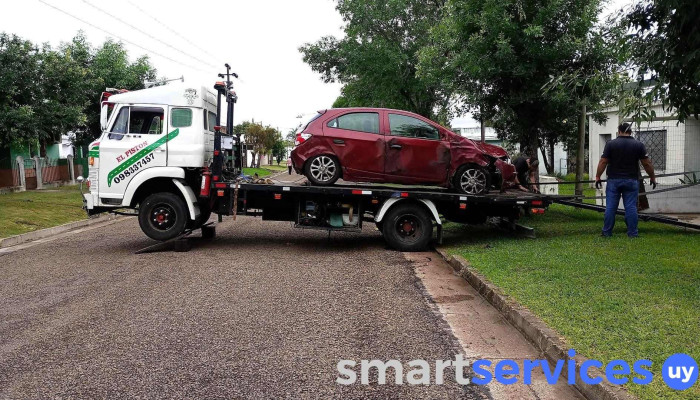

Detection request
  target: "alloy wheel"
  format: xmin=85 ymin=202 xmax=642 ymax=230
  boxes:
xmin=309 ymin=156 xmax=337 ymax=183
xmin=460 ymin=168 xmax=487 ymax=194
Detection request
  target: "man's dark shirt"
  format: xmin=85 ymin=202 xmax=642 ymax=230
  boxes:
xmin=513 ymin=156 xmax=530 ymax=185
xmin=601 ymin=136 xmax=649 ymax=179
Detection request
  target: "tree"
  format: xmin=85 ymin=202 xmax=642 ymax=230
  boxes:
xmin=0 ymin=34 xmax=41 ymax=148
xmin=36 ymin=42 xmax=89 ymax=155
xmin=419 ymin=0 xmax=605 ymax=169
xmin=543 ymin=25 xmax=627 ymax=194
xmin=242 ymin=122 xmax=280 ymax=168
xmin=623 ymin=0 xmax=700 ymax=122
xmin=80 ymin=37 xmax=157 ymax=145
xmin=299 ymin=0 xmax=450 ymax=122
xmin=271 ymin=136 xmax=286 ymax=165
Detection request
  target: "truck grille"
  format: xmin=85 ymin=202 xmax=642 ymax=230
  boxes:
xmin=89 ymin=168 xmax=98 ymax=192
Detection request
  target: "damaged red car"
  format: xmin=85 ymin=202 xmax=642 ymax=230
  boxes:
xmin=290 ymin=108 xmax=516 ymax=194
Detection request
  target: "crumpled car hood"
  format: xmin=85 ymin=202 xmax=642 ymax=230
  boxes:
xmin=473 ymin=141 xmax=508 ymax=158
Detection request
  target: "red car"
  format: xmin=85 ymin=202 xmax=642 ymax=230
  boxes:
xmin=291 ymin=108 xmax=516 ymax=194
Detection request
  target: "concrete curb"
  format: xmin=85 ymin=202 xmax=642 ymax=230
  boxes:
xmin=434 ymin=247 xmax=637 ymax=400
xmin=0 ymin=214 xmax=122 ymax=249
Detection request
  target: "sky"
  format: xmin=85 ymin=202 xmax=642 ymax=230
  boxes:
xmin=2 ymin=0 xmax=634 ymax=132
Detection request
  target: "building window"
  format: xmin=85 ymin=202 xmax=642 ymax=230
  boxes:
xmin=636 ymin=129 xmax=666 ymax=170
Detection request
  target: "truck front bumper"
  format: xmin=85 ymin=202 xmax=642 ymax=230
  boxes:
xmin=83 ymin=192 xmax=95 ymax=211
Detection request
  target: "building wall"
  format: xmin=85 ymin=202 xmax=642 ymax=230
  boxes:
xmin=589 ymin=106 xmax=700 ymax=213
xmin=684 ymin=118 xmax=700 ymax=174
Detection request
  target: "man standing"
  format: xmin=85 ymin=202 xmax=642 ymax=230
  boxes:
xmin=513 ymin=155 xmax=540 ymax=193
xmin=595 ymin=123 xmax=657 ymax=237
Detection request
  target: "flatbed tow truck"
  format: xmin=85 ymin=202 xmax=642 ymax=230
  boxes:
xmin=83 ymin=69 xmax=564 ymax=252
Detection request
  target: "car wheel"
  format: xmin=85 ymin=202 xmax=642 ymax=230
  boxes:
xmin=138 ymin=192 xmax=188 ymax=241
xmin=454 ymin=164 xmax=491 ymax=195
xmin=305 ymin=155 xmax=340 ymax=186
xmin=382 ymin=203 xmax=433 ymax=252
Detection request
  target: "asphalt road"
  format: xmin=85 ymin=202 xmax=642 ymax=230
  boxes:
xmin=0 ymin=216 xmax=488 ymax=399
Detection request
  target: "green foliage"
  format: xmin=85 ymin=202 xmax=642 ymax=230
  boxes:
xmin=419 ymin=0 xmax=607 ymax=158
xmin=0 ymin=34 xmax=41 ymax=146
xmin=241 ymin=121 xmax=281 ymax=167
xmin=271 ymin=138 xmax=286 ymax=165
xmin=0 ymin=31 xmax=158 ymax=150
xmin=623 ymin=0 xmax=700 ymax=123
xmin=299 ymin=0 xmax=449 ymax=121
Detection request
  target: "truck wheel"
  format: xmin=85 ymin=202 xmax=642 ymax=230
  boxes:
xmin=305 ymin=155 xmax=340 ymax=186
xmin=382 ymin=203 xmax=433 ymax=252
xmin=138 ymin=192 xmax=188 ymax=241
xmin=187 ymin=203 xmax=212 ymax=230
xmin=454 ymin=164 xmax=491 ymax=195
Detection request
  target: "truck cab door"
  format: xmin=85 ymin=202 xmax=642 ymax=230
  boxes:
xmin=98 ymin=104 xmax=169 ymax=202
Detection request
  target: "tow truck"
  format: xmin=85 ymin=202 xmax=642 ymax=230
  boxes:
xmin=83 ymin=70 xmax=554 ymax=252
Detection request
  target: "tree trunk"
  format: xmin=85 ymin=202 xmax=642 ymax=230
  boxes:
xmin=529 ymin=132 xmax=540 ymax=188
xmin=575 ymin=101 xmax=587 ymax=197
xmin=480 ymin=107 xmax=485 ymax=144
xmin=548 ymin=139 xmax=555 ymax=174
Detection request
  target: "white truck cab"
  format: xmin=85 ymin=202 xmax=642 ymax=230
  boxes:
xmin=84 ymin=83 xmax=218 ymax=239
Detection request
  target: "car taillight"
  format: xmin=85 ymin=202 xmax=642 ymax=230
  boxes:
xmin=295 ymin=133 xmax=312 ymax=146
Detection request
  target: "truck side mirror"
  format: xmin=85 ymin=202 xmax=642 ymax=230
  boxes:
xmin=100 ymin=103 xmax=109 ymax=131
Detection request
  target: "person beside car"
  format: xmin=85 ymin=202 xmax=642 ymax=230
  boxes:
xmin=595 ymin=123 xmax=656 ymax=238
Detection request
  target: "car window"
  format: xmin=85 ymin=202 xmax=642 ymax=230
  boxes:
xmin=129 ymin=107 xmax=164 ymax=134
xmin=327 ymin=112 xmax=379 ymax=134
xmin=389 ymin=114 xmax=440 ymax=140
xmin=171 ymin=108 xmax=193 ymax=128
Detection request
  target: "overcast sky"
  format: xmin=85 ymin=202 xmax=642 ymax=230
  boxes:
xmin=2 ymin=0 xmax=634 ymax=132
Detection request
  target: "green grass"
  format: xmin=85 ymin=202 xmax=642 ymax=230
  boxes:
xmin=0 ymin=185 xmax=87 ymax=238
xmin=261 ymin=163 xmax=288 ymax=172
xmin=242 ymin=168 xmax=272 ymax=178
xmin=442 ymin=206 xmax=699 ymax=400
xmin=557 ymin=182 xmax=597 ymax=204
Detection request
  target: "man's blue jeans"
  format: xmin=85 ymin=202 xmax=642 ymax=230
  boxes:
xmin=603 ymin=178 xmax=639 ymax=237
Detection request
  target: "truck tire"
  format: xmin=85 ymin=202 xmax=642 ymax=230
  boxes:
xmin=187 ymin=203 xmax=212 ymax=230
xmin=381 ymin=203 xmax=433 ymax=252
xmin=138 ymin=192 xmax=188 ymax=241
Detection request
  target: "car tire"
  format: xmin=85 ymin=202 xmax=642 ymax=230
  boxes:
xmin=138 ymin=192 xmax=188 ymax=241
xmin=305 ymin=155 xmax=341 ymax=186
xmin=454 ymin=164 xmax=491 ymax=195
xmin=382 ymin=203 xmax=433 ymax=252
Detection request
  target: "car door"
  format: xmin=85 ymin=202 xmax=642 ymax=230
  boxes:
xmin=322 ymin=111 xmax=385 ymax=180
xmin=98 ymin=104 xmax=168 ymax=200
xmin=384 ymin=112 xmax=450 ymax=184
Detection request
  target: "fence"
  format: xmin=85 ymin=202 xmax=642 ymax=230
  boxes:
xmin=0 ymin=155 xmax=84 ymax=190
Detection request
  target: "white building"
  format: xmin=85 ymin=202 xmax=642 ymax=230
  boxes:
xmin=588 ymin=104 xmax=700 ymax=213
